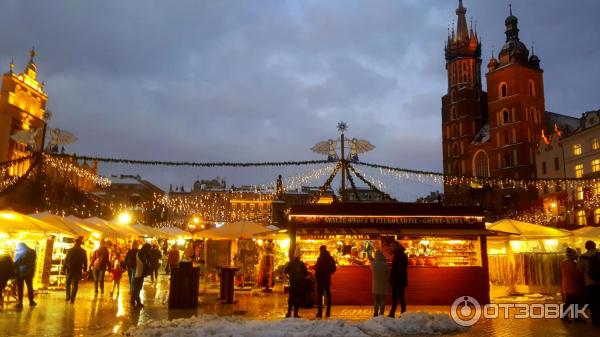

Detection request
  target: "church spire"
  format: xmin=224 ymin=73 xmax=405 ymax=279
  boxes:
xmin=455 ymin=0 xmax=469 ymax=42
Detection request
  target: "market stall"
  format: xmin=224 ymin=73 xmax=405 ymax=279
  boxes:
xmin=486 ymin=219 xmax=572 ymax=296
xmin=571 ymin=226 xmax=600 ymax=252
xmin=288 ymin=203 xmax=490 ymax=305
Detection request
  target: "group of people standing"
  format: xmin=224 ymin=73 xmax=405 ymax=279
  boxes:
xmin=561 ymin=240 xmax=600 ymax=325
xmin=284 ymin=241 xmax=408 ymax=319
xmin=0 ymin=243 xmax=37 ymax=309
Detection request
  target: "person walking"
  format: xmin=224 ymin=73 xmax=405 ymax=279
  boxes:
xmin=371 ymin=250 xmax=389 ymax=317
xmin=90 ymin=240 xmax=110 ymax=295
xmin=14 ymin=242 xmax=36 ymax=309
xmin=285 ymin=247 xmax=308 ymax=318
xmin=0 ymin=253 xmax=15 ymax=308
xmin=166 ymin=244 xmax=180 ymax=274
xmin=560 ymin=247 xmax=584 ymax=322
xmin=315 ymin=245 xmax=336 ymax=318
xmin=110 ymin=257 xmax=124 ymax=297
xmin=125 ymin=241 xmax=139 ymax=293
xmin=388 ymin=242 xmax=408 ymax=318
xmin=132 ymin=243 xmax=152 ymax=308
xmin=578 ymin=240 xmax=600 ymax=326
xmin=64 ymin=237 xmax=87 ymax=303
xmin=149 ymin=244 xmax=162 ymax=282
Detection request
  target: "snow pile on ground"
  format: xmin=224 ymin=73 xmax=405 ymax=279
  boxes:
xmin=125 ymin=312 xmax=464 ymax=337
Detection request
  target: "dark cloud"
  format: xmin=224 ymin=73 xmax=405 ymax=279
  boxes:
xmin=1 ymin=0 xmax=599 ymax=199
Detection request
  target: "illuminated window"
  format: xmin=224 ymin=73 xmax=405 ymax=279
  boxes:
xmin=573 ymin=144 xmax=582 ymax=156
xmin=596 ymin=209 xmax=600 ymax=224
xmin=593 ymin=159 xmax=600 ymax=172
xmin=575 ymin=164 xmax=584 ymax=178
xmin=576 ymin=186 xmax=584 ymax=201
xmin=593 ymin=138 xmax=600 ymax=150
xmin=595 ymin=182 xmax=600 ymax=195
xmin=577 ymin=210 xmax=587 ymax=226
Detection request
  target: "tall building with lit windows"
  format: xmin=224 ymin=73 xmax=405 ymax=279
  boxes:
xmin=442 ymin=1 xmax=578 ymax=215
xmin=0 ymin=49 xmax=47 ymax=175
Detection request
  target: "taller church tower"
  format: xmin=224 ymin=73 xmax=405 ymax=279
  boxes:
xmin=441 ymin=0 xmax=487 ymax=202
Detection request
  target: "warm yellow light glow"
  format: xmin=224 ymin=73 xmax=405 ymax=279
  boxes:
xmin=0 ymin=212 xmax=18 ymax=220
xmin=0 ymin=232 xmax=9 ymax=239
xmin=176 ymin=237 xmax=186 ymax=246
xmin=92 ymin=232 xmax=101 ymax=239
xmin=117 ymin=212 xmax=132 ymax=225
xmin=200 ymin=224 xmax=205 ymax=229
xmin=193 ymin=217 xmax=200 ymax=224
xmin=551 ymin=202 xmax=557 ymax=208
xmin=543 ymin=239 xmax=559 ymax=251
xmin=188 ymin=224 xmax=196 ymax=230
xmin=510 ymin=240 xmax=522 ymax=253
xmin=257 ymin=239 xmax=264 ymax=246
xmin=279 ymin=239 xmax=290 ymax=250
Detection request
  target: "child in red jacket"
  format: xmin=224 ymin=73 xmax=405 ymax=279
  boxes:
xmin=110 ymin=258 xmax=124 ymax=297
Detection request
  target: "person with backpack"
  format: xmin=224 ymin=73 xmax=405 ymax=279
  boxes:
xmin=285 ymin=247 xmax=308 ymax=318
xmin=64 ymin=237 xmax=87 ymax=303
xmin=560 ymin=247 xmax=583 ymax=322
xmin=90 ymin=240 xmax=110 ymax=295
xmin=0 ymin=253 xmax=15 ymax=308
xmin=578 ymin=240 xmax=600 ymax=326
xmin=132 ymin=243 xmax=152 ymax=308
xmin=14 ymin=242 xmax=36 ymax=309
xmin=315 ymin=245 xmax=337 ymax=318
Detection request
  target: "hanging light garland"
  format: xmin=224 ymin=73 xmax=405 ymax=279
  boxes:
xmin=260 ymin=163 xmax=337 ymax=192
xmin=43 ymin=154 xmax=111 ymax=188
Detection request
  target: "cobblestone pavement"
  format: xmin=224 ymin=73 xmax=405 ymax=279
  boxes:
xmin=0 ymin=275 xmax=597 ymax=336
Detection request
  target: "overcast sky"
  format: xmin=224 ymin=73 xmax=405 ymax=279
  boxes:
xmin=1 ymin=0 xmax=599 ymax=199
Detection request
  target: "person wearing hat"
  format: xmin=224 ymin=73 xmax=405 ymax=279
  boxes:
xmin=561 ymin=247 xmax=583 ymax=322
xmin=284 ymin=247 xmax=308 ymax=318
xmin=64 ymin=237 xmax=88 ymax=303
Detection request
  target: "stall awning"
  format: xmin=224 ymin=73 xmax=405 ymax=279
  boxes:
xmin=196 ymin=221 xmax=270 ymax=239
xmin=29 ymin=212 xmax=91 ymax=237
xmin=0 ymin=210 xmax=65 ymax=235
xmin=572 ymin=226 xmax=600 ymax=238
xmin=486 ymin=219 xmax=571 ymax=239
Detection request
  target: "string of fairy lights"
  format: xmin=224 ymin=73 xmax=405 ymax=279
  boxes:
xmin=43 ymin=154 xmax=112 ymax=188
xmin=260 ymin=162 xmax=337 ymax=192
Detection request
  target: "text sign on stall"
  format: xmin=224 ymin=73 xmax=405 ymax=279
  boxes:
xmin=290 ymin=215 xmax=482 ymax=226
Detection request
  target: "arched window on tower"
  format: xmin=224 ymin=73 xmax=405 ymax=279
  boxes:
xmin=500 ymin=83 xmax=507 ymax=98
xmin=502 ymin=109 xmax=511 ymax=124
xmin=453 ymin=144 xmax=460 ymax=157
xmin=451 ymin=107 xmax=457 ymax=120
xmin=531 ymin=108 xmax=537 ymax=123
xmin=473 ymin=151 xmax=490 ymax=177
xmin=528 ymin=80 xmax=535 ymax=96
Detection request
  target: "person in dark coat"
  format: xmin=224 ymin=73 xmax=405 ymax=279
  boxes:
xmin=0 ymin=253 xmax=15 ymax=307
xmin=315 ymin=245 xmax=336 ymax=318
xmin=64 ymin=237 xmax=87 ymax=303
xmin=388 ymin=242 xmax=408 ymax=318
xmin=125 ymin=241 xmax=139 ymax=292
xmin=90 ymin=240 xmax=110 ymax=295
xmin=14 ymin=242 xmax=37 ymax=309
xmin=149 ymin=244 xmax=162 ymax=282
xmin=285 ymin=247 xmax=308 ymax=318
xmin=132 ymin=243 xmax=152 ymax=308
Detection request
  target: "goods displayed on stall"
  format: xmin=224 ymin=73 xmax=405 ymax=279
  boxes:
xmin=288 ymin=203 xmax=491 ymax=305
xmin=486 ymin=219 xmax=572 ymax=295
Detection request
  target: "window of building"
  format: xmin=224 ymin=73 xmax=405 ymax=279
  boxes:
xmin=453 ymin=144 xmax=460 ymax=157
xmin=596 ymin=209 xmax=600 ymax=225
xmin=502 ymin=153 xmax=513 ymax=168
xmin=554 ymin=157 xmax=560 ymax=171
xmin=503 ymin=130 xmax=510 ymax=145
xmin=594 ymin=182 xmax=600 ymax=195
xmin=500 ymin=83 xmax=507 ymax=98
xmin=577 ymin=210 xmax=587 ymax=226
xmin=575 ymin=163 xmax=584 ymax=178
xmin=502 ymin=109 xmax=510 ymax=124
xmin=451 ymin=107 xmax=457 ymax=120
xmin=576 ymin=186 xmax=584 ymax=201
xmin=593 ymin=159 xmax=600 ymax=173
xmin=573 ymin=144 xmax=582 ymax=156
xmin=452 ymin=124 xmax=459 ymax=138
xmin=542 ymin=162 xmax=547 ymax=175
xmin=592 ymin=137 xmax=600 ymax=150
xmin=528 ymin=80 xmax=536 ymax=97
xmin=473 ymin=151 xmax=490 ymax=177
xmin=531 ymin=108 xmax=537 ymax=123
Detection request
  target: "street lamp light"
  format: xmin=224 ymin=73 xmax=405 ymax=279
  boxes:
xmin=117 ymin=211 xmax=132 ymax=225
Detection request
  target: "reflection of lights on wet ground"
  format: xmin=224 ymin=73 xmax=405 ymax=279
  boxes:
xmin=116 ymin=293 xmax=126 ymax=317
xmin=112 ymin=324 xmax=121 ymax=334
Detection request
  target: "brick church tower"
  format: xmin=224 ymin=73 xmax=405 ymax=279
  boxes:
xmin=442 ymin=2 xmax=550 ymax=213
xmin=441 ymin=0 xmax=488 ymax=204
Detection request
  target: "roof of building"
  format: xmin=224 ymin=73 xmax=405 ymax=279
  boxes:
xmin=546 ymin=111 xmax=580 ymax=136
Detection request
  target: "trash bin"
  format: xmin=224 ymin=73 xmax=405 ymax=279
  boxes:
xmin=169 ymin=262 xmax=200 ymax=309
xmin=218 ymin=266 xmax=239 ymax=304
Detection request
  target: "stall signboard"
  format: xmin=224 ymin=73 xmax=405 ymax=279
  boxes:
xmin=290 ymin=215 xmax=484 ymax=227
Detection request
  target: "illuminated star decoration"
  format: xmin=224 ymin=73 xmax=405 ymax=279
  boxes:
xmin=337 ymin=121 xmax=348 ymax=133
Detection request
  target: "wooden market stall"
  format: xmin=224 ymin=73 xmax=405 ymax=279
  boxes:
xmin=287 ymin=202 xmax=491 ymax=305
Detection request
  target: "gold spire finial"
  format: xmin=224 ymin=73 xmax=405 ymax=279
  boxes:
xmin=9 ymin=58 xmax=14 ymax=73
xmin=30 ymin=47 xmax=36 ymax=62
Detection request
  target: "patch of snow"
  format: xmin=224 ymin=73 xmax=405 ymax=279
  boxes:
xmin=471 ymin=124 xmax=490 ymax=144
xmin=125 ymin=313 xmax=465 ymax=337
